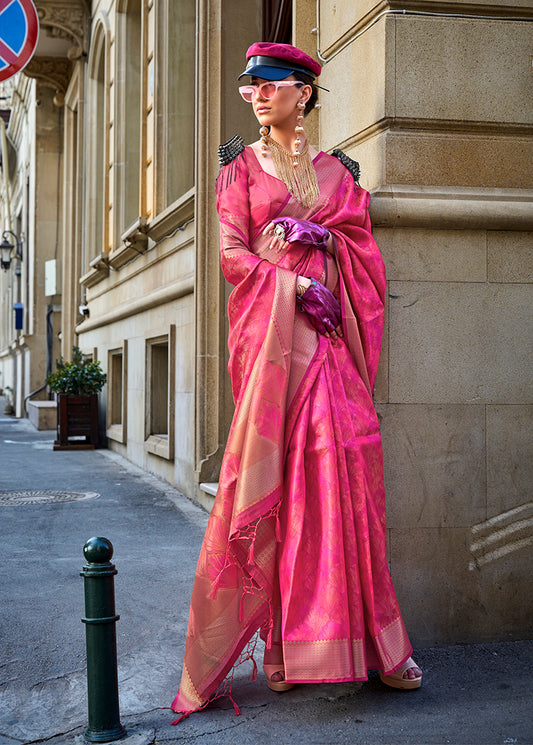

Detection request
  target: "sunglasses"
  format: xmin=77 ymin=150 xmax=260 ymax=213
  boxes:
xmin=239 ymin=80 xmax=304 ymax=103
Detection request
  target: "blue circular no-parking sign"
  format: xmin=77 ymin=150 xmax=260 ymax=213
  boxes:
xmin=0 ymin=0 xmax=39 ymax=83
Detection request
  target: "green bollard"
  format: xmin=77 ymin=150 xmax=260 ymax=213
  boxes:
xmin=81 ymin=537 xmax=126 ymax=743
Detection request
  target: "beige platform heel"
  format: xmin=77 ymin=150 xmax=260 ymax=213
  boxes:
xmin=379 ymin=657 xmax=422 ymax=690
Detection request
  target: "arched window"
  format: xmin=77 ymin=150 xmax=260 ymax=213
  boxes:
xmin=147 ymin=0 xmax=196 ymax=214
xmin=115 ymin=0 xmax=142 ymax=235
xmin=62 ymin=64 xmax=84 ymax=354
xmin=164 ymin=0 xmax=195 ymax=206
xmin=86 ymin=19 xmax=109 ymax=262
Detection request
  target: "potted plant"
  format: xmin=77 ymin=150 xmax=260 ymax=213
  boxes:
xmin=46 ymin=346 xmax=107 ymax=450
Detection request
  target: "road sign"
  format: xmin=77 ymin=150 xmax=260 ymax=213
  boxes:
xmin=0 ymin=0 xmax=39 ymax=83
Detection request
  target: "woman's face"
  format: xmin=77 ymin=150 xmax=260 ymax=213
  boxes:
xmin=249 ymin=75 xmax=311 ymax=130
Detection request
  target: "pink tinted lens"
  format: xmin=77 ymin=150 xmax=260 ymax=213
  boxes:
xmin=239 ymin=86 xmax=255 ymax=102
xmin=258 ymin=83 xmax=277 ymax=99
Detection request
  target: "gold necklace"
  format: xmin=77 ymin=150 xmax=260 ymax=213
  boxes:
xmin=266 ymin=135 xmax=320 ymax=208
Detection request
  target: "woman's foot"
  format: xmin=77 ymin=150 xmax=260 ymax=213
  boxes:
xmin=263 ymin=663 xmax=295 ymax=692
xmin=379 ymin=657 xmax=422 ymax=690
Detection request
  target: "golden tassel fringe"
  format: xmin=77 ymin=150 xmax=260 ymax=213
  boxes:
xmin=267 ymin=136 xmax=320 ymax=208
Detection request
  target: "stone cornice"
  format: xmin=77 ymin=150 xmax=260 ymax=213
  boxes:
xmin=75 ymin=274 xmax=194 ymax=333
xmin=370 ymin=185 xmax=533 ymax=228
xmin=335 ymin=118 xmax=533 ymax=151
xmin=387 ymin=0 xmax=533 ymax=17
xmin=34 ymin=1 xmax=88 ymax=59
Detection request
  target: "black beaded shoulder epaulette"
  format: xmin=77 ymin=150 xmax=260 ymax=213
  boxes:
xmin=331 ymin=149 xmax=361 ymax=185
xmin=216 ymin=135 xmax=245 ymax=193
xmin=218 ymin=135 xmax=245 ymax=165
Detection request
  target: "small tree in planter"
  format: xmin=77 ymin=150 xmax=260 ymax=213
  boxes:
xmin=47 ymin=347 xmax=107 ymax=450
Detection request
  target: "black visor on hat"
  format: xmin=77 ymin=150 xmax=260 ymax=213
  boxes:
xmin=238 ymin=55 xmax=315 ymax=81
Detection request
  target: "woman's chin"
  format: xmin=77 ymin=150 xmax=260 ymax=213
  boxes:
xmin=255 ymin=111 xmax=273 ymax=124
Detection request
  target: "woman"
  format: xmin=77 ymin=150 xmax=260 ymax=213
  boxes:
xmin=171 ymin=42 xmax=422 ymax=723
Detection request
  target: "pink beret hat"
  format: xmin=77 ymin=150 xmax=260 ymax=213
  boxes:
xmin=238 ymin=42 xmax=322 ymax=81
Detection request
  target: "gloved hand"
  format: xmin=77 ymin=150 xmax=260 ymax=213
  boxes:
xmin=271 ymin=217 xmax=330 ymax=249
xmin=297 ymin=279 xmax=342 ymax=336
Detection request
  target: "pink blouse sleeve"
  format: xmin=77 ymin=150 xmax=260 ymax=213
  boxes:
xmin=216 ymin=151 xmax=267 ymax=287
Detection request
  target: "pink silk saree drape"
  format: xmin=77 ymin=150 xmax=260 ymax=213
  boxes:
xmin=171 ymin=147 xmax=412 ymax=721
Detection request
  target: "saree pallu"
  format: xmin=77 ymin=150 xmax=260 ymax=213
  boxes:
xmin=171 ymin=147 xmax=412 ymax=721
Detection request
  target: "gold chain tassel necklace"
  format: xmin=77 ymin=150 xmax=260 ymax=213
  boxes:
xmin=267 ymin=135 xmax=320 ymax=208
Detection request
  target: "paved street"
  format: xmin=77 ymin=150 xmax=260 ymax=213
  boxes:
xmin=0 ymin=409 xmax=532 ymax=745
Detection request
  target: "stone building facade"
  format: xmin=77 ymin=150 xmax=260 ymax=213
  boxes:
xmin=0 ymin=0 xmax=531 ymax=645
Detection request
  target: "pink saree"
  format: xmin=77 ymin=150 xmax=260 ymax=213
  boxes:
xmin=171 ymin=147 xmax=412 ymax=721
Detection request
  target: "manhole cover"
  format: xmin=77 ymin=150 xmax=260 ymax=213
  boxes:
xmin=0 ymin=490 xmax=100 ymax=506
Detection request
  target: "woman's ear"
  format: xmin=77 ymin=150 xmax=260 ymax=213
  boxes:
xmin=299 ymin=84 xmax=312 ymax=105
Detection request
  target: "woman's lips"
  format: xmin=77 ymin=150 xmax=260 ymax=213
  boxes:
xmin=256 ymin=106 xmax=271 ymax=114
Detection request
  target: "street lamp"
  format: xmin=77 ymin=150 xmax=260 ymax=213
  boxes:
xmin=0 ymin=230 xmax=23 ymax=271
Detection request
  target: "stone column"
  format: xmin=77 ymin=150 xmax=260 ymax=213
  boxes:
xmin=193 ymin=0 xmax=261 ymax=505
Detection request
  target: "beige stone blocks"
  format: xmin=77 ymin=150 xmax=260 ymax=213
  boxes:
xmin=385 ymin=132 xmax=533 ymax=189
xmin=388 ymin=280 xmax=532 ymax=404
xmin=320 ymin=19 xmax=393 ymax=152
xmin=320 ymin=12 xmax=533 ymax=191
xmin=378 ymin=403 xmax=486 ymax=528
xmin=486 ymin=405 xmax=532 ymax=517
xmin=174 ymin=391 xmax=194 ymax=495
xmin=487 ymin=231 xmax=533 ymax=283
xmin=27 ymin=400 xmax=57 ymax=431
xmin=373 ymin=290 xmax=388 ymax=404
xmin=174 ymin=306 xmax=194 ymax=394
xmin=126 ymin=388 xmax=144 ymax=443
xmin=317 ymin=0 xmax=381 ymax=53
xmin=372 ymin=220 xmax=533 ymax=642
xmin=394 ymin=17 xmax=533 ymax=125
xmin=390 ymin=525 xmax=533 ymax=644
xmin=374 ymin=228 xmax=487 ymax=282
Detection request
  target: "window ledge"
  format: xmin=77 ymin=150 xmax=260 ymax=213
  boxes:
xmin=147 ymin=187 xmax=195 ymax=243
xmin=80 ymin=253 xmax=109 ymax=288
xmin=109 ymin=217 xmax=149 ymax=269
xmin=144 ymin=434 xmax=172 ymax=460
xmin=106 ymin=424 xmax=125 ymax=444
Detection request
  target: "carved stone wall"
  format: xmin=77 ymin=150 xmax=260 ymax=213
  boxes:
xmin=24 ymin=57 xmax=72 ymax=106
xmin=34 ymin=1 xmax=88 ymax=60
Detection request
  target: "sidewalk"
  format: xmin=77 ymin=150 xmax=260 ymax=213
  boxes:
xmin=0 ymin=411 xmax=531 ymax=745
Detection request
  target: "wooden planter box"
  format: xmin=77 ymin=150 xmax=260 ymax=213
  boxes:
xmin=53 ymin=394 xmax=100 ymax=451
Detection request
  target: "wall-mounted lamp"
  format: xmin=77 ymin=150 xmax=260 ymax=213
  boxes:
xmin=0 ymin=230 xmax=23 ymax=271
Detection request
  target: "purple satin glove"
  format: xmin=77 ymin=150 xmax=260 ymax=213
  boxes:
xmin=297 ymin=279 xmax=341 ymax=336
xmin=271 ymin=217 xmax=330 ymax=250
